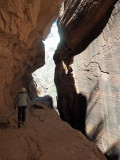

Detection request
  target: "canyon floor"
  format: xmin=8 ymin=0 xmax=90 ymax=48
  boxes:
xmin=0 ymin=102 xmax=106 ymax=160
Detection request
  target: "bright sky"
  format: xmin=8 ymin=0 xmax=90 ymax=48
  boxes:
xmin=43 ymin=22 xmax=60 ymax=57
xmin=32 ymin=22 xmax=60 ymax=98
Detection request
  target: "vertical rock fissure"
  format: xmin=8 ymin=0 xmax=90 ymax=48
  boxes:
xmin=54 ymin=58 xmax=87 ymax=135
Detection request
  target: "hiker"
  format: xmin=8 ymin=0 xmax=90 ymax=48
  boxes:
xmin=14 ymin=87 xmax=31 ymax=128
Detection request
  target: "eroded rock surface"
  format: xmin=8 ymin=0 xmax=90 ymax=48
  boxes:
xmin=73 ymin=1 xmax=120 ymax=154
xmin=0 ymin=0 xmax=62 ymax=114
xmin=54 ymin=0 xmax=120 ymax=157
xmin=0 ymin=104 xmax=106 ymax=160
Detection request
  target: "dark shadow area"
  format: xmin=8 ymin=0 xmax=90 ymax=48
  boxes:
xmin=32 ymin=104 xmax=44 ymax=109
xmin=70 ymin=82 xmax=99 ymax=137
xmin=105 ymin=154 xmax=119 ymax=160
xmin=105 ymin=144 xmax=120 ymax=160
xmin=55 ymin=64 xmax=100 ymax=137
xmin=72 ymin=93 xmax=87 ymax=136
xmin=88 ymin=120 xmax=104 ymax=143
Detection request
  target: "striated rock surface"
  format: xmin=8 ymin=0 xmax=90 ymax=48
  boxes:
xmin=0 ymin=103 xmax=106 ymax=160
xmin=0 ymin=0 xmax=62 ymax=114
xmin=54 ymin=0 xmax=120 ymax=157
xmin=73 ymin=1 xmax=120 ymax=154
xmin=54 ymin=0 xmax=118 ymax=61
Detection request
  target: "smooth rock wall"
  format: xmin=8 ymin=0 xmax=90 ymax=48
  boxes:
xmin=54 ymin=0 xmax=120 ymax=157
xmin=73 ymin=1 xmax=120 ymax=154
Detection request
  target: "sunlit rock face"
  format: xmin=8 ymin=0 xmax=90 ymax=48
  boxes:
xmin=0 ymin=0 xmax=62 ymax=114
xmin=73 ymin=1 xmax=120 ymax=154
xmin=54 ymin=0 xmax=120 ymax=156
xmin=32 ymin=23 xmax=60 ymax=108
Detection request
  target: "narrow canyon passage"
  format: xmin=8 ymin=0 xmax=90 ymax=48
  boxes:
xmin=0 ymin=0 xmax=120 ymax=159
xmin=32 ymin=22 xmax=60 ymax=109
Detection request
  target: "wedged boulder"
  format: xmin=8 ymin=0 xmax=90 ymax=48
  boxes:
xmin=33 ymin=95 xmax=53 ymax=108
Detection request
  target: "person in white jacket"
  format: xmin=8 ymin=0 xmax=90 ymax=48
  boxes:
xmin=14 ymin=87 xmax=31 ymax=128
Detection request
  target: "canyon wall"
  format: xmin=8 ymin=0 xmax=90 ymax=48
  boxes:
xmin=0 ymin=0 xmax=62 ymax=114
xmin=54 ymin=0 xmax=120 ymax=157
xmin=73 ymin=1 xmax=120 ymax=154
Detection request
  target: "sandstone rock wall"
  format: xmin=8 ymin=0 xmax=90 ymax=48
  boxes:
xmin=73 ymin=1 xmax=120 ymax=154
xmin=54 ymin=0 xmax=120 ymax=157
xmin=0 ymin=0 xmax=62 ymax=114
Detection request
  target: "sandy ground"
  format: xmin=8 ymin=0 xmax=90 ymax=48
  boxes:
xmin=0 ymin=103 xmax=106 ymax=160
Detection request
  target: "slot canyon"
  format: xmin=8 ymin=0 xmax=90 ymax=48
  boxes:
xmin=0 ymin=0 xmax=120 ymax=159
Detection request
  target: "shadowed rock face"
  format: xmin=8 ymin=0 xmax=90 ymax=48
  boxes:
xmin=54 ymin=0 xmax=118 ymax=61
xmin=54 ymin=0 xmax=120 ymax=157
xmin=0 ymin=0 xmax=62 ymax=114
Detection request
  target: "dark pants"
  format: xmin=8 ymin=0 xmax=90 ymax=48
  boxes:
xmin=18 ymin=106 xmax=26 ymax=127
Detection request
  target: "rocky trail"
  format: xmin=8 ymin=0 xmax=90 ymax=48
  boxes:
xmin=0 ymin=101 xmax=106 ymax=160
